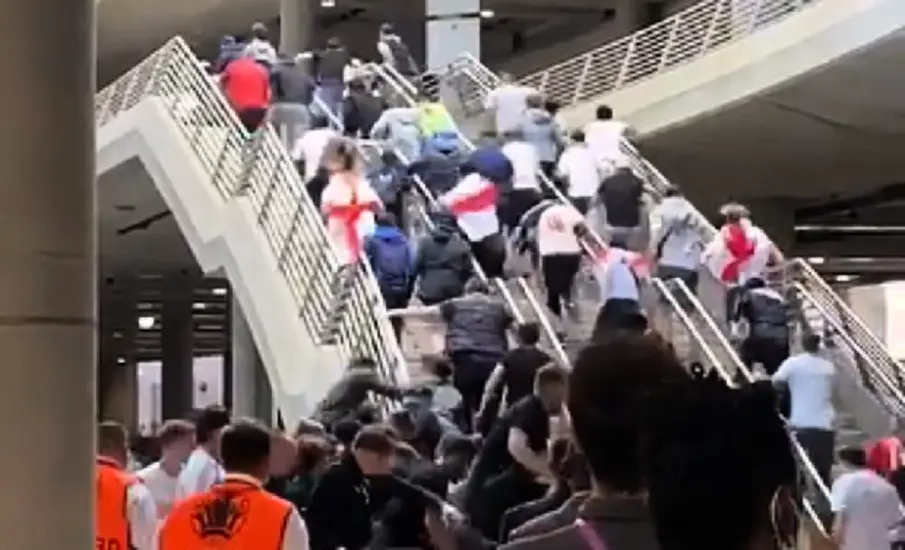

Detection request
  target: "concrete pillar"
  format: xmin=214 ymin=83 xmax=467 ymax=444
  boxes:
xmin=425 ymin=0 xmax=480 ymax=71
xmin=231 ymin=296 xmax=272 ymax=422
xmin=0 ymin=0 xmax=95 ymax=546
xmin=222 ymin=291 xmax=233 ymax=410
xmin=280 ymin=0 xmax=315 ymax=56
xmin=99 ymin=281 xmax=138 ymax=429
xmin=161 ymin=274 xmax=194 ymax=419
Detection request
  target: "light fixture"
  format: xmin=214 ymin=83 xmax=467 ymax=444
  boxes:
xmin=137 ymin=316 xmax=156 ymax=330
xmin=320 ymin=0 xmax=335 ymax=7
xmin=480 ymin=9 xmax=495 ymax=18
xmin=211 ymin=287 xmax=228 ymax=296
xmin=117 ymin=357 xmax=126 ymax=365
xmin=834 ymin=274 xmax=856 ymax=283
xmin=193 ymin=302 xmax=207 ymax=310
xmin=806 ymin=257 xmax=826 ymax=265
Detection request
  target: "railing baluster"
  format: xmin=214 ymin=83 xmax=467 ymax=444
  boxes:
xmin=657 ymin=14 xmax=682 ymax=73
xmin=614 ymin=34 xmax=638 ymax=89
xmin=573 ymin=55 xmax=593 ymax=104
xmin=700 ymin=0 xmax=727 ymax=55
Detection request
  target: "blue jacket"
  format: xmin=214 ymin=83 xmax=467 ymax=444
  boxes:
xmin=365 ymin=225 xmax=414 ymax=299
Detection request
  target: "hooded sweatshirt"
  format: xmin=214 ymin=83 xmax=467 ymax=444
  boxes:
xmin=520 ymin=107 xmax=563 ymax=163
xmin=414 ymin=213 xmax=473 ymax=305
xmin=371 ymin=107 xmax=422 ymax=163
xmin=650 ymin=196 xmax=703 ymax=271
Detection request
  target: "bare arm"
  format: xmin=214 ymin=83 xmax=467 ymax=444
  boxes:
xmin=507 ymin=428 xmax=553 ymax=480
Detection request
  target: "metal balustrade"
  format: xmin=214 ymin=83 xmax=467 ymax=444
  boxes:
xmin=432 ymin=50 xmax=905 ymax=420
xmin=96 ymin=37 xmax=409 ymax=391
xmin=435 ymin=0 xmax=822 ymax=109
xmin=654 ymin=277 xmax=831 ymax=537
xmin=366 ymin=64 xmax=572 ymax=367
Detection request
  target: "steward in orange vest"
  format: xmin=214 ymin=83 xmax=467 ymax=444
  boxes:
xmin=96 ymin=421 xmax=142 ymax=550
xmin=158 ymin=421 xmax=299 ymax=550
xmin=96 ymin=456 xmax=139 ymax=550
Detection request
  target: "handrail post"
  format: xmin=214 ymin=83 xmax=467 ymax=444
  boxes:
xmin=657 ymin=14 xmax=682 ymax=73
xmin=700 ymin=0 xmax=726 ymax=55
xmin=573 ymin=55 xmax=593 ymax=104
xmin=614 ymin=34 xmax=638 ymax=89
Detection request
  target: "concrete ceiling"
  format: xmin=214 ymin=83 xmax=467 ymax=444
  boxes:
xmin=639 ymin=31 xmax=905 ymax=208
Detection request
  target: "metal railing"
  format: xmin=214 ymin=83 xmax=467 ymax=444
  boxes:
xmin=439 ymin=0 xmax=822 ymax=109
xmin=96 ymin=37 xmax=410 ymax=391
xmin=431 ymin=50 xmax=905 ymax=419
xmin=653 ymin=276 xmax=831 ymax=538
xmin=310 ymin=96 xmax=571 ymax=368
xmin=366 ymin=64 xmax=571 ymax=367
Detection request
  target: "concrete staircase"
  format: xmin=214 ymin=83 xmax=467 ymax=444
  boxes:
xmin=96 ymin=38 xmax=408 ymax=423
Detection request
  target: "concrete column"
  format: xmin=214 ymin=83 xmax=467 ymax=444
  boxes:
xmin=222 ymin=290 xmax=233 ymax=410
xmin=425 ymin=0 xmax=480 ymax=71
xmin=280 ymin=0 xmax=315 ymax=56
xmin=161 ymin=275 xmax=194 ymax=419
xmin=99 ymin=281 xmax=138 ymax=429
xmin=0 ymin=0 xmax=95 ymax=546
xmin=230 ymin=296 xmax=273 ymax=423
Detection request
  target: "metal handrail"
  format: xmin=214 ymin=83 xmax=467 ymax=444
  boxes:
xmin=654 ymin=276 xmax=830 ymax=537
xmin=366 ymin=64 xmax=571 ymax=368
xmin=96 ymin=37 xmax=409 ymax=394
xmin=440 ymin=0 xmax=822 ymax=108
xmin=437 ymin=50 xmax=905 ymax=418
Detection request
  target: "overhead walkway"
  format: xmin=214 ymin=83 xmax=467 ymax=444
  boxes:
xmin=401 ymin=4 xmax=905 ymax=443
xmin=96 ymin=37 xmax=407 ymax=425
xmin=438 ymin=0 xmax=905 ymax=135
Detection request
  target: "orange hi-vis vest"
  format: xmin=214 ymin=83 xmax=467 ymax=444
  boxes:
xmin=96 ymin=456 xmax=138 ymax=550
xmin=159 ymin=474 xmax=293 ymax=550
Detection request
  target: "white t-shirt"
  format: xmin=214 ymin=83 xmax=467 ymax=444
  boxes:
xmin=831 ymin=468 xmax=903 ymax=550
xmin=292 ymin=128 xmax=337 ymax=178
xmin=772 ymin=352 xmax=835 ymax=430
xmin=175 ymin=447 xmax=224 ymax=502
xmin=584 ymin=119 xmax=629 ymax=165
xmin=127 ymin=483 xmax=159 ymax=550
xmin=484 ymin=85 xmax=534 ymax=133
xmin=441 ymin=173 xmax=500 ymax=242
xmin=537 ymin=204 xmax=583 ymax=256
xmin=557 ymin=144 xmax=600 ymax=198
xmin=136 ymin=462 xmax=180 ymax=519
xmin=501 ymin=141 xmax=540 ymax=190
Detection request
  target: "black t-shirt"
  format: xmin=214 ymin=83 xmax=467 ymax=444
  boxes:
xmin=598 ymin=169 xmax=643 ymax=227
xmin=502 ymin=347 xmax=552 ymax=408
xmin=475 ymin=395 xmax=550 ymax=475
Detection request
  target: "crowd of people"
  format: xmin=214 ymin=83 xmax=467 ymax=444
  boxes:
xmin=98 ymin=20 xmax=905 ymax=550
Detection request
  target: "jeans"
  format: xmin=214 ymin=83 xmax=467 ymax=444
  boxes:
xmin=794 ymin=427 xmax=835 ymax=489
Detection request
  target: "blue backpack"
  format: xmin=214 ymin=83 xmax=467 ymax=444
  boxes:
xmin=368 ymin=233 xmax=412 ymax=295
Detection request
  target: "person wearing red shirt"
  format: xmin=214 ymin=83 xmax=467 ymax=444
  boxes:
xmin=221 ymin=56 xmax=271 ymax=132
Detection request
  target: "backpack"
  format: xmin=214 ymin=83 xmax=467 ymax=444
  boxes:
xmin=370 ymin=169 xmax=401 ymax=207
xmin=369 ymin=235 xmax=412 ymax=295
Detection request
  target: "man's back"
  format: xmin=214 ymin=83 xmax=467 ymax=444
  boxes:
xmin=831 ymin=469 xmax=903 ymax=550
xmin=442 ymin=294 xmax=511 ymax=357
xmin=222 ymin=58 xmax=270 ymax=110
xmin=598 ymin=168 xmax=642 ymax=228
xmin=772 ymin=352 xmax=834 ymax=430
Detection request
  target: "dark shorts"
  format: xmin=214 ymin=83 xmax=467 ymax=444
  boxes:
xmin=655 ymin=265 xmax=699 ymax=297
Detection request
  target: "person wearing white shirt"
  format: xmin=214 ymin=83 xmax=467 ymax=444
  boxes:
xmin=137 ymin=419 xmax=196 ymax=519
xmin=97 ymin=421 xmax=159 ymax=550
xmin=537 ymin=203 xmax=585 ymax=319
xmin=244 ymin=22 xmax=278 ymax=68
xmin=484 ymin=74 xmax=537 ymax=134
xmin=831 ymin=446 xmax=904 ymax=550
xmin=175 ymin=406 xmax=230 ymax=502
xmin=591 ymin=237 xmax=649 ymax=336
xmin=292 ymin=117 xmax=338 ymax=181
xmin=157 ymin=421 xmax=310 ymax=550
xmin=441 ymin=170 xmax=505 ymax=278
xmin=772 ymin=334 xmax=835 ymax=486
xmin=501 ymin=129 xmax=541 ymax=232
xmin=556 ymin=130 xmax=601 ymax=215
xmin=583 ymin=105 xmax=635 ymax=176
